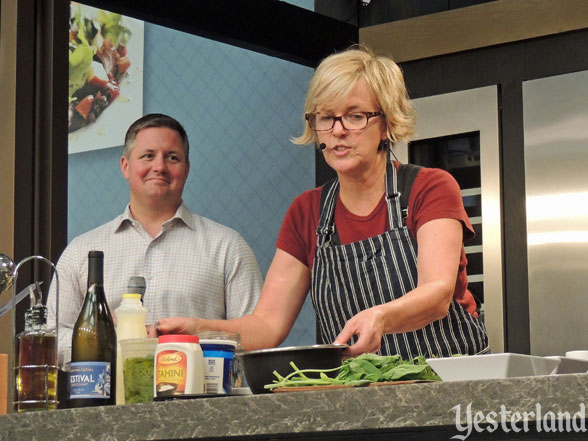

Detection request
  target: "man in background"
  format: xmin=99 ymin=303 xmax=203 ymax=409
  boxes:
xmin=48 ymin=113 xmax=263 ymax=364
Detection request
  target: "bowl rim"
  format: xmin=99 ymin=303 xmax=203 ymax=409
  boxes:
xmin=238 ymin=343 xmax=348 ymax=356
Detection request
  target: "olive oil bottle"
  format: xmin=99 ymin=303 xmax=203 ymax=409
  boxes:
xmin=15 ymin=283 xmax=58 ymax=411
xmin=69 ymin=251 xmax=117 ymax=407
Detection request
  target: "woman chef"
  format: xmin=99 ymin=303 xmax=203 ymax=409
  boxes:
xmin=154 ymin=46 xmax=489 ymax=358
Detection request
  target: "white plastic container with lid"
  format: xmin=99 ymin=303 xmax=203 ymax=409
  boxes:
xmin=115 ymin=293 xmax=148 ymax=405
xmin=198 ymin=331 xmax=243 ymax=389
xmin=200 ymin=339 xmax=237 ymax=395
xmin=155 ymin=335 xmax=204 ymax=397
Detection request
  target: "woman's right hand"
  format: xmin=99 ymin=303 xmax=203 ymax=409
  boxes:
xmin=334 ymin=305 xmax=387 ymax=356
xmin=148 ymin=316 xmax=202 ymax=336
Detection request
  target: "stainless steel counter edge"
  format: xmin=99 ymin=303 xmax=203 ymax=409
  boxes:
xmin=1 ymin=374 xmax=588 ymax=440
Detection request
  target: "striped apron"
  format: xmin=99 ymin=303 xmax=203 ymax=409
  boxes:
xmin=310 ymin=159 xmax=489 ymax=358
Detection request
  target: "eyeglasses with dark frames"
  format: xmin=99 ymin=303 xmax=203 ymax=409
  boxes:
xmin=305 ymin=111 xmax=384 ymax=131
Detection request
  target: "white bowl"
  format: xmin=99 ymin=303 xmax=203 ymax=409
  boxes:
xmin=565 ymin=350 xmax=588 ymax=361
xmin=547 ymin=356 xmax=588 ymax=374
xmin=425 ymin=353 xmax=561 ymax=382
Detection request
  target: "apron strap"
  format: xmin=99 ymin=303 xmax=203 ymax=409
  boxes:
xmin=385 ymin=150 xmax=423 ymax=228
xmin=397 ymin=163 xmax=422 ymax=220
xmin=316 ymin=178 xmax=339 ymax=243
xmin=385 ymin=156 xmax=404 ymax=229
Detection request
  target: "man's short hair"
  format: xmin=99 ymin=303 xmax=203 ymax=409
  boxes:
xmin=123 ymin=113 xmax=190 ymax=162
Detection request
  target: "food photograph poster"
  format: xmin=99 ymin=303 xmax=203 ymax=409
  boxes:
xmin=68 ymin=2 xmax=144 ymax=154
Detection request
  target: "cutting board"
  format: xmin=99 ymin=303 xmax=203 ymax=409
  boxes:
xmin=272 ymin=379 xmax=436 ymax=393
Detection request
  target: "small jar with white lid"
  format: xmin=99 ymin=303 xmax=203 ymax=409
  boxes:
xmin=197 ymin=331 xmax=243 ymax=390
xmin=200 ymin=339 xmax=237 ymax=395
xmin=154 ymin=335 xmax=204 ymax=397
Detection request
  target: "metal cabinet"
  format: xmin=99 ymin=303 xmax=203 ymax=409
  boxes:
xmin=523 ymin=70 xmax=588 ymax=356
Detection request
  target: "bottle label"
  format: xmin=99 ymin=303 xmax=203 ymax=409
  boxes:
xmin=69 ymin=361 xmax=112 ymax=399
xmin=203 ymin=350 xmax=234 ymax=395
xmin=155 ymin=350 xmax=187 ymax=396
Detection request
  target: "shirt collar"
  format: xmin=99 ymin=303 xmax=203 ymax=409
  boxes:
xmin=114 ymin=201 xmax=195 ymax=233
xmin=168 ymin=202 xmax=196 ymax=231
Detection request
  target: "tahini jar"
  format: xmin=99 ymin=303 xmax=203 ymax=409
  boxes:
xmin=154 ymin=335 xmax=204 ymax=397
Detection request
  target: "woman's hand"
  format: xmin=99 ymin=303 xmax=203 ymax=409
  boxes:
xmin=147 ymin=317 xmax=201 ymax=337
xmin=334 ymin=305 xmax=387 ymax=357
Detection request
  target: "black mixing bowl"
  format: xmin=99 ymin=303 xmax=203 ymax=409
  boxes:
xmin=238 ymin=344 xmax=347 ymax=394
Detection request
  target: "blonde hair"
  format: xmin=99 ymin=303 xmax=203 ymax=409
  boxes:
xmin=292 ymin=45 xmax=415 ymax=147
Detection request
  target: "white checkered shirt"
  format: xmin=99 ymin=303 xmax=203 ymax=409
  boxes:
xmin=47 ymin=202 xmax=263 ymax=364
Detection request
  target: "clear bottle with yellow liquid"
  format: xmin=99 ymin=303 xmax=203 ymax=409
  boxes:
xmin=114 ymin=277 xmax=148 ymax=405
xmin=15 ymin=283 xmax=58 ymax=411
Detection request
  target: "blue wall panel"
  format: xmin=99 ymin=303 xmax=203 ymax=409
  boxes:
xmin=68 ymin=21 xmax=317 ymax=348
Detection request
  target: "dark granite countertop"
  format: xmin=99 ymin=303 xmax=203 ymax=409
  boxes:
xmin=2 ymin=374 xmax=588 ymax=440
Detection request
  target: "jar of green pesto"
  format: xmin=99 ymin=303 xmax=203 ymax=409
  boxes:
xmin=119 ymin=337 xmax=158 ymax=404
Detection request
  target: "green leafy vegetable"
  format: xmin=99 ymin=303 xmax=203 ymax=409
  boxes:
xmin=68 ymin=4 xmax=131 ymax=100
xmin=69 ymin=39 xmax=94 ymax=100
xmin=265 ymin=353 xmax=441 ymax=390
xmin=97 ymin=10 xmax=132 ymax=47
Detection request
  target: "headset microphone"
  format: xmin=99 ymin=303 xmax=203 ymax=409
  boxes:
xmin=319 ymin=143 xmax=326 ymax=150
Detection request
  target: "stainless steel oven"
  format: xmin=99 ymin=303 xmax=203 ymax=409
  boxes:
xmin=396 ymin=86 xmax=504 ymax=352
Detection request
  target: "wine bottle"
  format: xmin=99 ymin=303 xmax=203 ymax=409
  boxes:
xmin=69 ymin=250 xmax=117 ymax=407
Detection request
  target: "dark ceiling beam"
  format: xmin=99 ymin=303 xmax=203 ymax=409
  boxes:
xmin=79 ymin=0 xmax=358 ymax=67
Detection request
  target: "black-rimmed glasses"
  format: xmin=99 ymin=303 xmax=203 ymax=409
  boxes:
xmin=305 ymin=111 xmax=383 ymax=131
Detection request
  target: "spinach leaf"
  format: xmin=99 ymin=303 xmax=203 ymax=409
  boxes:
xmin=265 ymin=354 xmax=441 ymax=390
